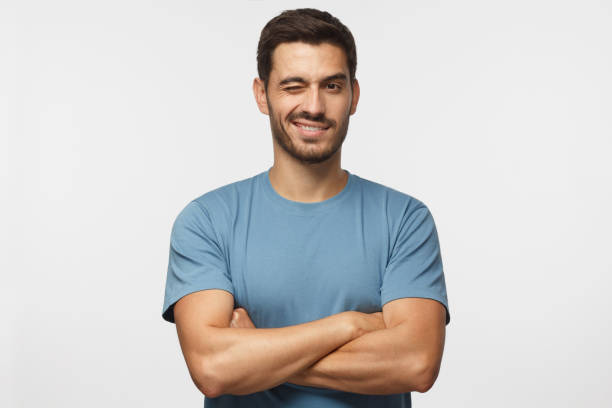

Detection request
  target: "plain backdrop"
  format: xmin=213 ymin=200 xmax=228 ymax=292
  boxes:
xmin=2 ymin=0 xmax=611 ymax=407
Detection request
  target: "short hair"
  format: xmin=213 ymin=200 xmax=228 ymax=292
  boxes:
xmin=257 ymin=8 xmax=357 ymax=89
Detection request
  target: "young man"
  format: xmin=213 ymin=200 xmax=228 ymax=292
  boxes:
xmin=162 ymin=8 xmax=450 ymax=407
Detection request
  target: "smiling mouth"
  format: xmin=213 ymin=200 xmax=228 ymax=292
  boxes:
xmin=292 ymin=122 xmax=330 ymax=131
xmin=292 ymin=121 xmax=330 ymax=138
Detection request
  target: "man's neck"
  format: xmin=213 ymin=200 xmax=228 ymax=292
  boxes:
xmin=268 ymin=162 xmax=348 ymax=203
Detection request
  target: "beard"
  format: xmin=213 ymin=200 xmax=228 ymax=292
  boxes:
xmin=267 ymin=101 xmax=350 ymax=165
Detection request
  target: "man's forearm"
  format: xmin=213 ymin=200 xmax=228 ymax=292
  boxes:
xmin=194 ymin=311 xmax=372 ymax=396
xmin=287 ymin=324 xmax=431 ymax=394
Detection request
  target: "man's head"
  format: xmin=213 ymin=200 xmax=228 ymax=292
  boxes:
xmin=253 ymin=8 xmax=360 ymax=165
xmin=257 ymin=8 xmax=357 ymax=91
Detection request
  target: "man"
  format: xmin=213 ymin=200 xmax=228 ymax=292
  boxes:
xmin=162 ymin=8 xmax=450 ymax=407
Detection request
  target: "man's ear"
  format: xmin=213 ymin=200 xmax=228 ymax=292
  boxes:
xmin=350 ymin=78 xmax=360 ymax=115
xmin=253 ymin=78 xmax=269 ymax=115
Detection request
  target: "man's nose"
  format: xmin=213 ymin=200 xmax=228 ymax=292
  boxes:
xmin=301 ymin=86 xmax=325 ymax=117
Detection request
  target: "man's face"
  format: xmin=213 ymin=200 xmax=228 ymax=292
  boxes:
xmin=255 ymin=42 xmax=360 ymax=164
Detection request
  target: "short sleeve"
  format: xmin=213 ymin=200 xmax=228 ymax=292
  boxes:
xmin=381 ymin=204 xmax=451 ymax=325
xmin=161 ymin=200 xmax=234 ymax=323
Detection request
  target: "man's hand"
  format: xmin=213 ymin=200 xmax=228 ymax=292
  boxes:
xmin=228 ymin=307 xmax=389 ymax=392
xmin=227 ymin=300 xmax=445 ymax=395
xmin=351 ymin=311 xmax=386 ymax=336
xmin=229 ymin=308 xmax=256 ymax=329
xmin=175 ymin=290 xmax=378 ymax=397
xmin=229 ymin=307 xmax=385 ymax=334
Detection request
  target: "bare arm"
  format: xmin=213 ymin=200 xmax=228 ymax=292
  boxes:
xmin=232 ymin=298 xmax=446 ymax=394
xmin=287 ymin=298 xmax=447 ymax=394
xmin=173 ymin=289 xmax=385 ymax=398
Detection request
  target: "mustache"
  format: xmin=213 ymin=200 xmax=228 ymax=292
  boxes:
xmin=288 ymin=112 xmax=335 ymax=128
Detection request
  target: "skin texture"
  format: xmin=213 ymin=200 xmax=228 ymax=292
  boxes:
xmin=174 ymin=289 xmax=386 ymax=397
xmin=252 ymin=42 xmax=360 ymax=203
xmin=173 ymin=41 xmax=447 ymax=398
xmin=230 ymin=300 xmax=446 ymax=394
xmin=254 ymin=42 xmax=359 ymax=166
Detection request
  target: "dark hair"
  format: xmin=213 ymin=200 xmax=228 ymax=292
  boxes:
xmin=257 ymin=8 xmax=357 ymax=89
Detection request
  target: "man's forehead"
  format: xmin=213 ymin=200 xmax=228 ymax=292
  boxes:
xmin=269 ymin=41 xmax=349 ymax=82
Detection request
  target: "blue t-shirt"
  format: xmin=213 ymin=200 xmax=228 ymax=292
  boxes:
xmin=162 ymin=168 xmax=450 ymax=407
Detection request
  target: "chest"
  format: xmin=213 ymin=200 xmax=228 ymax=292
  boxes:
xmin=228 ymin=210 xmax=387 ymax=327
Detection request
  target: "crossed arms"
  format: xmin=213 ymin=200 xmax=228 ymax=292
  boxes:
xmin=173 ymin=289 xmax=446 ymax=398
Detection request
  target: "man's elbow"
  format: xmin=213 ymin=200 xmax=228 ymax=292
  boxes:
xmin=407 ymin=355 xmax=441 ymax=393
xmin=414 ymin=375 xmax=436 ymax=393
xmin=190 ymin=355 xmax=226 ymax=398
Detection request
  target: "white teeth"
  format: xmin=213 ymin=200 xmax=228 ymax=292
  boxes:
xmin=297 ymin=124 xmax=324 ymax=131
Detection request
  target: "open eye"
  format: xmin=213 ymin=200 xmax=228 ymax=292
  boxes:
xmin=326 ymin=83 xmax=341 ymax=91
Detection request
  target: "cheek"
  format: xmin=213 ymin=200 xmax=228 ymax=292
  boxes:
xmin=329 ymin=94 xmax=352 ymax=111
xmin=329 ymin=101 xmax=352 ymax=121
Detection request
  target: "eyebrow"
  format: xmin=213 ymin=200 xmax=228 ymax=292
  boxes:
xmin=279 ymin=73 xmax=348 ymax=86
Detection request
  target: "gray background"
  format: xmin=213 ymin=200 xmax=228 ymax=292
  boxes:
xmin=2 ymin=0 xmax=611 ymax=406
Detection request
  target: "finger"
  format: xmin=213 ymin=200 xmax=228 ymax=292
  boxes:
xmin=229 ymin=311 xmax=238 ymax=327
xmin=233 ymin=307 xmax=256 ymax=328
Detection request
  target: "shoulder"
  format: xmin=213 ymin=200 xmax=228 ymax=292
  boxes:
xmin=195 ymin=174 xmax=255 ymax=210
xmin=352 ymin=173 xmax=429 ymax=216
xmin=174 ymin=172 xmax=260 ymax=229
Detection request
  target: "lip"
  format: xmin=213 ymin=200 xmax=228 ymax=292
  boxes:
xmin=292 ymin=121 xmax=330 ymax=138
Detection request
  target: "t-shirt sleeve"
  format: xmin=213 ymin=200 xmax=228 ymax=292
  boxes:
xmin=161 ymin=200 xmax=234 ymax=323
xmin=380 ymin=203 xmax=451 ymax=325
